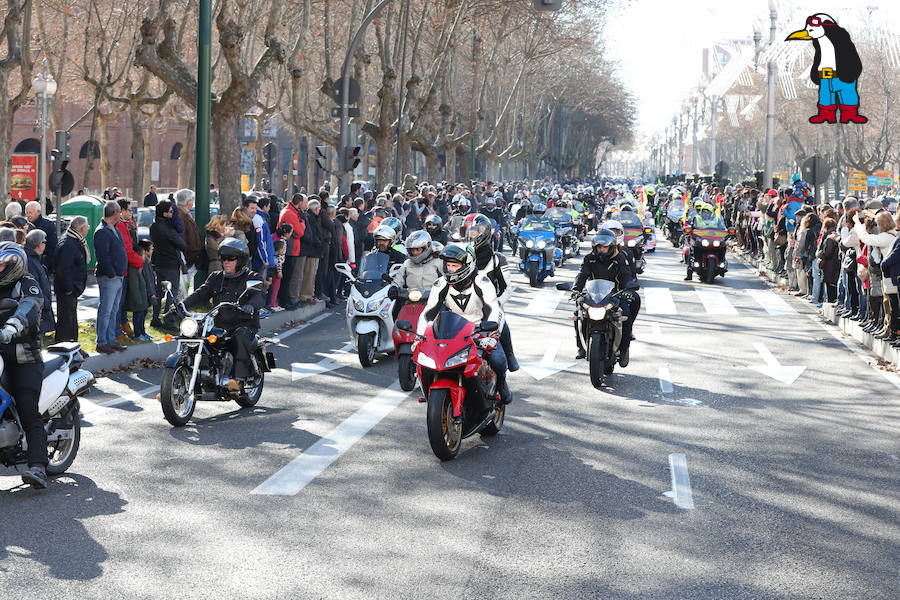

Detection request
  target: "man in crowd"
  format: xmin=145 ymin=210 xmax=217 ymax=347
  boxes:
xmin=144 ymin=185 xmax=159 ymax=207
xmin=54 ymin=216 xmax=89 ymax=344
xmin=24 ymin=200 xmax=58 ymax=271
xmin=93 ymin=201 xmax=127 ymax=354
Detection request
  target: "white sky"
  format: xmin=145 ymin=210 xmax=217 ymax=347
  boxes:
xmin=604 ymin=0 xmax=900 ymax=137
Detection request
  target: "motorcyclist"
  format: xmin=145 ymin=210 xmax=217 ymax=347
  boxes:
xmin=424 ymin=214 xmax=448 ymax=245
xmin=453 ymin=197 xmax=472 ymax=217
xmin=391 ymin=231 xmax=443 ymax=292
xmin=419 ymin=243 xmax=512 ymax=404
xmin=684 ymin=203 xmax=722 ymax=281
xmin=481 ymin=197 xmax=506 ymax=251
xmin=0 ymin=242 xmax=48 ymax=488
xmin=462 ymin=213 xmax=519 ymax=371
xmin=573 ymin=230 xmax=640 ymax=363
xmin=182 ymin=238 xmax=266 ymax=392
xmin=371 ymin=224 xmax=408 ymax=265
xmin=601 ymin=219 xmax=639 ymax=282
xmin=519 ymin=203 xmax=552 ymax=229
xmin=380 ymin=216 xmax=408 ymax=255
xmin=514 ymin=198 xmax=533 ymax=223
xmin=692 ymin=203 xmax=719 ymax=229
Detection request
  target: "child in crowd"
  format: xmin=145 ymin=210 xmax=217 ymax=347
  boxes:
xmin=270 ymin=239 xmax=286 ymax=311
xmin=131 ymin=240 xmax=157 ymax=341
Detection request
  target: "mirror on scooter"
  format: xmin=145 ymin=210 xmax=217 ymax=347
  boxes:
xmin=476 ymin=321 xmax=499 ymax=333
xmin=334 ymin=262 xmax=357 ymax=281
xmin=245 ymin=280 xmax=264 ymax=291
xmin=389 ymin=264 xmax=403 ymax=277
xmin=556 ymin=282 xmax=573 ymax=291
xmin=395 ymin=319 xmax=413 ymax=333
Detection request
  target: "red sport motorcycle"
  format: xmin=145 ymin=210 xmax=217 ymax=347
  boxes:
xmin=396 ymin=312 xmax=506 ymax=461
xmin=392 ymin=288 xmax=430 ymax=391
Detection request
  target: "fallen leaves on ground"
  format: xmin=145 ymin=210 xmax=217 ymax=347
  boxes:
xmin=94 ymin=357 xmax=163 ymax=378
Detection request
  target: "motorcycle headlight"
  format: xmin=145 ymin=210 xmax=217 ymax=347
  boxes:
xmin=417 ymin=353 xmax=437 ymax=369
xmin=444 ymin=347 xmax=470 ymax=368
xmin=368 ymin=300 xmax=382 ymax=312
xmin=537 ymin=240 xmax=546 ymax=249
xmin=526 ymin=240 xmax=535 ymax=248
xmin=713 ymin=240 xmax=721 ymax=247
xmin=353 ymin=297 xmax=365 ymax=311
xmin=586 ymin=306 xmax=607 ymax=321
xmin=179 ymin=318 xmax=199 ymax=337
xmin=408 ymin=290 xmax=422 ymax=302
xmin=701 ymin=239 xmax=710 ymax=247
xmin=627 ymin=239 xmax=637 ymax=247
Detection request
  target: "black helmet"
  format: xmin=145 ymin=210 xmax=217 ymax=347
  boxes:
xmin=462 ymin=213 xmax=493 ymax=250
xmin=0 ymin=241 xmax=27 ymax=288
xmin=439 ymin=243 xmax=476 ymax=286
xmin=217 ymin=237 xmax=250 ymax=277
xmin=591 ymin=230 xmax=616 ymax=257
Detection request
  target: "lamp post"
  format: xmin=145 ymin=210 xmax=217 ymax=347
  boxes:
xmin=763 ymin=1 xmax=777 ymax=192
xmin=32 ymin=59 xmax=57 ymax=213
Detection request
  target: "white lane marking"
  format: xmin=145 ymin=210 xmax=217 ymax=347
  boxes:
xmin=666 ymin=453 xmax=695 ymax=509
xmin=658 ymin=365 xmax=674 ymax=394
xmin=276 ymin=311 xmax=332 ymax=342
xmin=694 ymin=289 xmax=738 ymax=315
xmin=87 ymin=383 xmax=160 ymax=409
xmin=748 ymin=342 xmax=806 ymax=385
xmin=669 ymin=397 xmax=702 ymax=407
xmin=645 ymin=287 xmax=677 ymax=315
xmin=291 ymin=343 xmax=354 ymax=380
xmin=747 ymin=289 xmax=797 ymax=315
xmin=524 ymin=289 xmax=563 ymax=315
xmin=251 ymin=381 xmax=410 ymax=495
xmin=808 ymin=315 xmax=900 ymax=390
xmin=519 ymin=337 xmax=575 ymax=380
xmin=651 ymin=323 xmax=662 ymax=337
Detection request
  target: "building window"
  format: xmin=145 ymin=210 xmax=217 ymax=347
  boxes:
xmin=170 ymin=142 xmax=183 ymax=160
xmin=13 ymin=138 xmax=41 ymax=153
xmin=79 ymin=141 xmax=100 ymax=159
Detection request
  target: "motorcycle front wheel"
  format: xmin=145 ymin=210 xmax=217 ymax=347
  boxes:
xmin=160 ymin=365 xmax=196 ymax=427
xmin=588 ymin=333 xmax=607 ymax=389
xmin=426 ymin=388 xmax=463 ymax=461
xmin=527 ymin=262 xmax=540 ymax=288
xmin=701 ymin=267 xmax=716 ymax=284
xmin=358 ymin=332 xmax=376 ymax=368
xmin=398 ymin=355 xmax=417 ymax=391
xmin=235 ymin=356 xmax=265 ymax=408
xmin=46 ymin=407 xmax=81 ymax=475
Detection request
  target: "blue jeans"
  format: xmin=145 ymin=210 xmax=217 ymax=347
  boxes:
xmin=811 ymin=258 xmax=824 ymax=303
xmin=485 ymin=342 xmax=507 ymax=382
xmin=97 ymin=276 xmax=124 ymax=345
xmin=818 ymin=78 xmax=860 ymax=106
xmin=132 ymin=310 xmax=147 ymax=337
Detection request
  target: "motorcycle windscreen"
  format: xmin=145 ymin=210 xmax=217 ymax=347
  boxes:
xmin=584 ymin=279 xmax=615 ymax=305
xmin=431 ymin=311 xmax=472 ymax=340
xmin=546 ymin=208 xmax=573 ymax=224
xmin=667 ymin=200 xmax=685 ymax=218
xmin=359 ymin=252 xmax=389 ymax=280
xmin=617 ymin=212 xmax=643 ymax=227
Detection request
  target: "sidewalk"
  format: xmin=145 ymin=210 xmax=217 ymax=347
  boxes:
xmin=731 ymin=248 xmax=899 ymax=366
xmin=77 ymin=301 xmax=328 ymax=373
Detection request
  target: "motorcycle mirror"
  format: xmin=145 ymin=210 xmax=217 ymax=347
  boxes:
xmin=477 ymin=321 xmax=500 ymax=333
xmin=245 ymin=280 xmax=264 ymax=291
xmin=556 ymin=282 xmax=573 ymax=291
xmin=389 ymin=264 xmax=403 ymax=277
xmin=396 ymin=319 xmax=413 ymax=332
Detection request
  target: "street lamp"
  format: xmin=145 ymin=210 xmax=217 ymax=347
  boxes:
xmin=32 ymin=59 xmax=57 ymax=211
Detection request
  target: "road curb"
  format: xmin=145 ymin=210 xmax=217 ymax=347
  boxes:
xmin=84 ymin=303 xmax=328 ymax=372
xmin=731 ymin=249 xmax=898 ymax=366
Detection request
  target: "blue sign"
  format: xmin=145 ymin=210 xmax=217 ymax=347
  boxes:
xmin=867 ymin=175 xmax=879 ymax=187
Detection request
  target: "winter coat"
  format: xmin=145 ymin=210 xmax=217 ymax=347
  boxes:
xmin=391 ymin=255 xmax=443 ymax=291
xmin=855 ymin=223 xmax=899 ymax=294
xmin=343 ymin=222 xmax=356 ymax=264
xmin=178 ymin=206 xmax=202 ymax=267
xmin=151 ymin=218 xmax=188 ymax=271
xmin=116 ymin=219 xmax=144 ymax=269
xmin=299 ymin=211 xmax=322 ymax=258
xmin=205 ymin=230 xmax=224 ymax=274
xmin=54 ymin=235 xmax=88 ymax=297
xmin=251 ymin=212 xmax=275 ymax=271
xmin=25 ymin=247 xmax=54 ymax=334
xmin=277 ymin=203 xmax=305 ymax=256
xmin=32 ymin=214 xmax=58 ymax=271
xmin=125 ymin=264 xmax=150 ymax=312
xmin=880 ymin=236 xmax=900 ymax=289
xmin=816 ymin=232 xmax=840 ymax=285
xmin=94 ymin=220 xmax=127 ymax=278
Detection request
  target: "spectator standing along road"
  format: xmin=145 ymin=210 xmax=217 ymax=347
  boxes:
xmin=24 ymin=229 xmax=55 ymax=334
xmin=175 ymin=189 xmax=202 ymax=296
xmin=93 ymin=201 xmax=127 ymax=354
xmin=24 ymin=200 xmax=58 ymax=271
xmin=53 ymin=217 xmax=89 ymax=343
xmin=150 ymin=200 xmax=187 ymax=328
xmin=143 ymin=185 xmax=159 ymax=207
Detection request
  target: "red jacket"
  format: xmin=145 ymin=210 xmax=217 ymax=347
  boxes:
xmin=116 ymin=219 xmax=143 ymax=271
xmin=277 ymin=203 xmax=305 ymax=256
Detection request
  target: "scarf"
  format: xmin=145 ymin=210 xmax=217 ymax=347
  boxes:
xmin=66 ymin=226 xmax=91 ymax=265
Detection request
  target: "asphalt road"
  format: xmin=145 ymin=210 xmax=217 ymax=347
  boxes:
xmin=2 ymin=237 xmax=898 ymax=599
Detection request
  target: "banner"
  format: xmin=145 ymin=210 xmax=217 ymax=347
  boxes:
xmin=9 ymin=154 xmax=38 ymax=202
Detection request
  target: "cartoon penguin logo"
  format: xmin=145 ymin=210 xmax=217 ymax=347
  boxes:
xmin=786 ymin=13 xmax=867 ymax=124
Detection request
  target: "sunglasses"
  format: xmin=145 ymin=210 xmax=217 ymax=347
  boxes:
xmin=222 ymin=257 xmax=238 ymax=262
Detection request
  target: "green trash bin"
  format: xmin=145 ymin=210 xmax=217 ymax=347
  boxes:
xmin=60 ymin=195 xmax=105 ymax=270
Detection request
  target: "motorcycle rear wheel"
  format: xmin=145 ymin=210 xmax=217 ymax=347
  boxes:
xmin=398 ymin=355 xmax=417 ymax=391
xmin=588 ymin=334 xmax=607 ymax=389
xmin=480 ymin=401 xmax=505 ymax=438
xmin=426 ymin=389 xmax=462 ymax=461
xmin=358 ymin=332 xmax=376 ymax=368
xmin=235 ymin=356 xmax=265 ymax=408
xmin=161 ymin=365 xmax=195 ymax=427
xmin=46 ymin=408 xmax=81 ymax=475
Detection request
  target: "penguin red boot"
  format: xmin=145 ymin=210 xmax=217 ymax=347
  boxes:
xmin=839 ymin=105 xmax=868 ymax=124
xmin=808 ymin=104 xmax=837 ymax=123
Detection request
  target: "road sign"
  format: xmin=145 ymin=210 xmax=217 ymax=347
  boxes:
xmin=330 ymin=77 xmax=361 ymax=106
xmin=331 ymin=107 xmax=360 ymax=118
xmin=801 ymin=155 xmax=830 ymax=185
xmin=866 ymin=175 xmax=879 ymax=187
xmin=49 ymin=168 xmax=74 ymax=197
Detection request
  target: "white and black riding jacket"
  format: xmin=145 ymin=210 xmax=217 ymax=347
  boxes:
xmin=418 ymin=274 xmax=504 ymax=334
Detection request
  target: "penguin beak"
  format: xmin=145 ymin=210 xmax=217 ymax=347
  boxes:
xmin=785 ymin=29 xmax=813 ymax=41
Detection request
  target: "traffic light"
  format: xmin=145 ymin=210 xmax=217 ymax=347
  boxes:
xmin=754 ymin=170 xmax=764 ymax=189
xmin=314 ymin=145 xmax=330 ymax=171
xmin=263 ymin=142 xmax=276 ymax=175
xmin=342 ymin=145 xmax=361 ymax=172
xmin=54 ymin=130 xmax=71 ymax=169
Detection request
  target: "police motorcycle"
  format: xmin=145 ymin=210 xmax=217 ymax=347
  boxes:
xmin=517 ymin=220 xmax=556 ymax=287
xmin=618 ymin=210 xmax=652 ymax=274
xmin=683 ymin=213 xmax=735 ymax=284
xmin=335 ymin=253 xmax=403 ymax=367
xmin=664 ymin=196 xmax=686 ymax=244
xmin=556 ymin=280 xmax=628 ymax=389
xmin=0 ymin=300 xmax=94 ymax=477
xmin=159 ymin=280 xmax=276 ymax=427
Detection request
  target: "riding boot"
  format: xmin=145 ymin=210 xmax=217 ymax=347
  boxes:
xmin=497 ymin=377 xmax=512 ymax=405
xmin=574 ymin=316 xmax=586 ymax=359
xmin=684 ymin=269 xmax=693 ymax=281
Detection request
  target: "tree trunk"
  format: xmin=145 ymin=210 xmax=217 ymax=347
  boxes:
xmin=98 ymin=115 xmax=112 ymax=192
xmin=374 ymin=132 xmax=391 ymax=192
xmin=130 ymin=104 xmax=146 ymax=202
xmin=212 ymin=110 xmax=241 ymax=213
xmin=143 ymin=113 xmax=157 ymax=192
xmin=178 ymin=120 xmax=196 ymax=189
xmin=82 ymin=99 xmax=100 ymax=191
xmin=423 ymin=146 xmax=439 ymax=182
xmin=0 ymin=71 xmax=12 ymax=204
xmin=443 ymin=143 xmax=457 ymax=182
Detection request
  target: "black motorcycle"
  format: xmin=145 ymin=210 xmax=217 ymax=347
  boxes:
xmin=159 ymin=281 xmax=276 ymax=427
xmin=557 ymin=280 xmax=627 ymax=389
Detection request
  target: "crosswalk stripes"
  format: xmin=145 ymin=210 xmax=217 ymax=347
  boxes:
xmin=746 ymin=289 xmax=798 ymax=315
xmin=640 ymin=286 xmax=799 ymax=317
xmin=694 ymin=289 xmax=739 ymax=315
xmin=644 ymin=287 xmax=678 ymax=315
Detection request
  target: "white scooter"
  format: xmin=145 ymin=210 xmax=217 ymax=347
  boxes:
xmin=0 ymin=299 xmax=95 ymax=479
xmin=335 ymin=254 xmax=402 ymax=367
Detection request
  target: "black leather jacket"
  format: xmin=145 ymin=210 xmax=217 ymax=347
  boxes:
xmin=573 ymin=249 xmax=637 ymax=294
xmin=183 ymin=268 xmax=266 ymax=330
xmin=0 ymin=275 xmax=44 ymax=363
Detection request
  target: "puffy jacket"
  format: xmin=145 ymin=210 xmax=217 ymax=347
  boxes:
xmin=277 ymin=203 xmax=305 ymax=256
xmin=391 ymin=255 xmax=443 ymax=291
xmin=116 ymin=219 xmax=144 ymax=269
